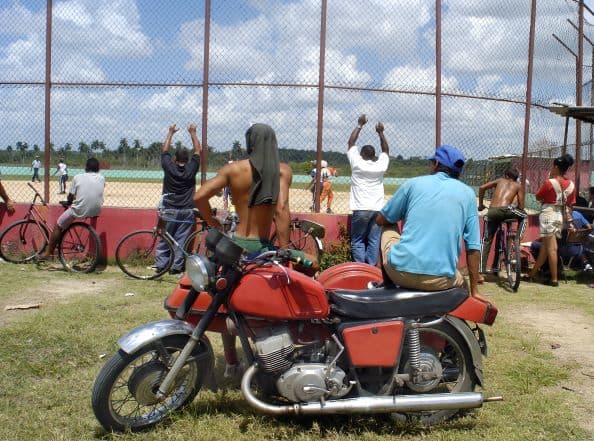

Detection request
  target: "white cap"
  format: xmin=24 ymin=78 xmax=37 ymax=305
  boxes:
xmin=321 ymin=160 xmax=328 ymax=167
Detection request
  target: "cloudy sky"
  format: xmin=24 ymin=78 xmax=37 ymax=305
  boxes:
xmin=0 ymin=0 xmax=593 ymax=160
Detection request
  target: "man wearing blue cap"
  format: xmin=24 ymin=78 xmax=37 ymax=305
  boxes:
xmin=376 ymin=145 xmax=486 ymax=301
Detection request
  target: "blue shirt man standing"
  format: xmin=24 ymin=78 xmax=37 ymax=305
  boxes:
xmin=376 ymin=144 xmax=486 ymax=301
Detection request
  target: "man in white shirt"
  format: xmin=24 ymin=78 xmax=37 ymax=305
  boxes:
xmin=39 ymin=157 xmax=104 ymax=260
xmin=347 ymin=114 xmax=390 ymax=265
xmin=31 ymin=155 xmax=41 ymax=182
xmin=54 ymin=158 xmax=68 ymax=194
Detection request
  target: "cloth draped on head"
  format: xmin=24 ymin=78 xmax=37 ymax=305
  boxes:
xmin=245 ymin=123 xmax=280 ymax=207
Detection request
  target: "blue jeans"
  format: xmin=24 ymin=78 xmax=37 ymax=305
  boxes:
xmin=351 ymin=210 xmax=381 ymax=265
xmin=155 ymin=208 xmax=194 ymax=271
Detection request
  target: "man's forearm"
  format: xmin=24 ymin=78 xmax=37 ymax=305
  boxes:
xmin=190 ymin=132 xmax=201 ymax=155
xmin=0 ymin=183 xmax=11 ymax=203
xmin=378 ymin=132 xmax=389 ymax=154
xmin=274 ymin=206 xmax=291 ymax=248
xmin=466 ymin=249 xmax=481 ymax=296
xmin=348 ymin=126 xmax=362 ymax=148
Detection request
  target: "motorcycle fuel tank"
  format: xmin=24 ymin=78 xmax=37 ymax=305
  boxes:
xmin=229 ymin=266 xmax=329 ymax=319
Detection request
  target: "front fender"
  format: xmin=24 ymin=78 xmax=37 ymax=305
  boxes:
xmin=444 ymin=316 xmax=485 ymax=386
xmin=118 ymin=319 xmax=194 ymax=355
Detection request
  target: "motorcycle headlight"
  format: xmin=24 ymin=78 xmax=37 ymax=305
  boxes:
xmin=185 ymin=255 xmax=215 ymax=291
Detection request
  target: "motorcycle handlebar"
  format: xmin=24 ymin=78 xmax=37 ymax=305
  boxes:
xmin=245 ymin=249 xmax=312 ymax=267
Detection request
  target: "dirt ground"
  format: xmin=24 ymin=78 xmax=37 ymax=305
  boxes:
xmin=2 ymin=178 xmax=537 ymax=216
xmin=3 ymin=179 xmax=360 ymax=214
xmin=503 ymin=305 xmax=594 ymax=433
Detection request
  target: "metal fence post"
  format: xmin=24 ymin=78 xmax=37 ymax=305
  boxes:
xmin=201 ymin=0 xmax=211 ymax=184
xmin=435 ymin=0 xmax=441 ymax=149
xmin=521 ymin=0 xmax=537 ymax=192
xmin=43 ymin=0 xmax=53 ymax=203
xmin=313 ymin=0 xmax=327 ymax=213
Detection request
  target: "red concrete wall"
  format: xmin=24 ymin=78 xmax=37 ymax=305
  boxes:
xmin=0 ymin=203 xmax=540 ymax=265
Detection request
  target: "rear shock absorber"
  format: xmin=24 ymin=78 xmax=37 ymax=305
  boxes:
xmin=407 ymin=327 xmax=421 ymax=377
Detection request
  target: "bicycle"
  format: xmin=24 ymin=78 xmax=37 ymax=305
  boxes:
xmin=270 ymin=218 xmax=324 ymax=264
xmin=115 ymin=195 xmax=221 ymax=280
xmin=480 ymin=216 xmax=522 ymax=292
xmin=0 ymin=183 xmax=101 ymax=273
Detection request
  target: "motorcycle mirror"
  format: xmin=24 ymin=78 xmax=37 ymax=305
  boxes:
xmin=299 ymin=220 xmax=325 ymax=239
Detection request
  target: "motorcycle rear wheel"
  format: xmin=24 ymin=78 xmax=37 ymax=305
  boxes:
xmin=91 ymin=335 xmax=209 ymax=432
xmin=393 ymin=322 xmax=478 ymax=426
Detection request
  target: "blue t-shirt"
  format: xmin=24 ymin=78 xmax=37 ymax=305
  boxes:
xmin=380 ymin=172 xmax=481 ymax=278
xmin=572 ymin=210 xmax=588 ymax=228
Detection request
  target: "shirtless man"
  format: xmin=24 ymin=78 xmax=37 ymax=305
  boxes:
xmin=478 ymin=167 xmax=527 ymax=278
xmin=194 ymin=123 xmax=316 ymax=378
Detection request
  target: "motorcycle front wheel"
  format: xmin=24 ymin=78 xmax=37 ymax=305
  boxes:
xmin=91 ymin=335 xmax=210 ymax=432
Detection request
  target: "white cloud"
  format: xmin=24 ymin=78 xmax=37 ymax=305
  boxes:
xmin=0 ymin=0 xmax=582 ymax=163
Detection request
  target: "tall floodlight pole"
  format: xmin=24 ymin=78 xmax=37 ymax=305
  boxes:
xmin=521 ymin=0 xmax=537 ymax=193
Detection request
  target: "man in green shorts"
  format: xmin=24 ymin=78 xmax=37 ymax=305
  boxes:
xmin=194 ymin=123 xmax=316 ymax=378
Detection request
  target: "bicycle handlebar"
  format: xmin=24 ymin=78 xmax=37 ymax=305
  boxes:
xmin=27 ymin=182 xmax=45 ymax=203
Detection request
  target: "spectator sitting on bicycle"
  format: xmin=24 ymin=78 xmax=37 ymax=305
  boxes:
xmin=39 ymin=157 xmax=105 ymax=261
xmin=477 ymin=167 xmax=527 ymax=282
xmin=154 ymin=123 xmax=201 ymax=275
xmin=376 ymin=144 xmax=488 ymax=303
xmin=194 ymin=123 xmax=318 ymax=380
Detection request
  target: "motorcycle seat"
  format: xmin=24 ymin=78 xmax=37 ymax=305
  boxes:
xmin=329 ymin=286 xmax=468 ymax=319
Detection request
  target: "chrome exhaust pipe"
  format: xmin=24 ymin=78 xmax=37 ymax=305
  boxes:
xmin=241 ymin=364 xmax=501 ymax=416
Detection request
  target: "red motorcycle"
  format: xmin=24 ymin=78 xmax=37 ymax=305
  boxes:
xmin=91 ymin=226 xmax=500 ymax=432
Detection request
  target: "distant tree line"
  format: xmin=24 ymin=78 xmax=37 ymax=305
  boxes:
xmin=1 ymin=139 xmax=496 ymax=179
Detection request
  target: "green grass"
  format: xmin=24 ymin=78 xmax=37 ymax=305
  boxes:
xmin=0 ymin=262 xmax=591 ymax=440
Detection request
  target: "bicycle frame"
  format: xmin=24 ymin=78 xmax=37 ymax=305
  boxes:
xmin=22 ymin=183 xmax=51 ymax=242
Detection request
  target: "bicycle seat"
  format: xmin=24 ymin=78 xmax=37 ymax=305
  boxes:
xmin=329 ymin=286 xmax=468 ymax=319
xmin=59 ymin=200 xmax=71 ymax=208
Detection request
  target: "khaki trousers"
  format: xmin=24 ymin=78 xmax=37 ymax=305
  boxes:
xmin=380 ymin=226 xmax=466 ymax=291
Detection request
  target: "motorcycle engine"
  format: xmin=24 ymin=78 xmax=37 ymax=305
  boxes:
xmin=253 ymin=326 xmax=349 ymax=403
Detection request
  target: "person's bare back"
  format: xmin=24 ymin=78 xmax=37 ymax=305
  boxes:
xmin=478 ymin=169 xmax=525 ymax=211
xmin=194 ymin=160 xmax=292 ymax=245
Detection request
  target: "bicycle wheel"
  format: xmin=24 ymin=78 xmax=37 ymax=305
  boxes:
xmin=271 ymin=223 xmax=322 ymax=264
xmin=183 ymin=227 xmax=206 ymax=256
xmin=0 ymin=220 xmax=49 ymax=263
xmin=59 ymin=222 xmax=100 ymax=273
xmin=505 ymin=232 xmax=521 ymax=292
xmin=115 ymin=229 xmax=173 ymax=280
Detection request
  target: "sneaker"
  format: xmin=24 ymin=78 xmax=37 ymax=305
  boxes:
xmin=326 ymin=208 xmax=333 ymax=214
xmin=584 ymin=264 xmax=592 ymax=272
xmin=223 ymin=362 xmax=245 ymax=379
xmin=169 ymin=268 xmax=184 ymax=275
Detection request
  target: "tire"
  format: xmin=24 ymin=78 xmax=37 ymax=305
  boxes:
xmin=91 ymin=335 xmax=210 ymax=433
xmin=115 ymin=230 xmax=173 ymax=280
xmin=271 ymin=223 xmax=322 ymax=264
xmin=393 ymin=321 xmax=478 ymax=426
xmin=58 ymin=222 xmax=100 ymax=273
xmin=505 ymin=232 xmax=521 ymax=292
xmin=183 ymin=228 xmax=205 ymax=256
xmin=0 ymin=220 xmax=49 ymax=263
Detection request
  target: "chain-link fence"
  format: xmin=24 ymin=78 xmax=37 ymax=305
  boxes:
xmin=1 ymin=0 xmax=594 ymax=215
